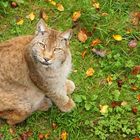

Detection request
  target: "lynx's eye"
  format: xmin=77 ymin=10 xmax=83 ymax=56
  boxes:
xmin=54 ymin=48 xmax=63 ymax=53
xmin=38 ymin=41 xmax=46 ymax=49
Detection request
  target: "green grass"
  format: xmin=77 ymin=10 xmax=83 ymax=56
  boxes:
xmin=0 ymin=0 xmax=140 ymax=139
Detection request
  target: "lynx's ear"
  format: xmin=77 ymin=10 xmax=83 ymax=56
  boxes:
xmin=60 ymin=29 xmax=73 ymax=40
xmin=36 ymin=19 xmax=48 ymax=34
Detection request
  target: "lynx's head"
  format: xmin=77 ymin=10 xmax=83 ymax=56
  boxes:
xmin=31 ymin=19 xmax=72 ymax=69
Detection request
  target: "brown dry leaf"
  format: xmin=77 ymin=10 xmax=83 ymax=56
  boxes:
xmin=92 ymin=48 xmax=106 ymax=57
xmin=132 ymin=106 xmax=138 ymax=114
xmin=78 ymin=30 xmax=88 ymax=43
xmin=137 ymin=94 xmax=140 ymax=102
xmin=130 ymin=12 xmax=140 ymax=26
xmin=134 ymin=137 xmax=140 ymax=140
xmin=10 ymin=1 xmax=18 ymax=8
xmin=40 ymin=10 xmax=48 ymax=21
xmin=38 ymin=133 xmax=44 ymax=140
xmin=56 ymin=3 xmax=64 ymax=11
xmin=90 ymin=38 xmax=101 ymax=47
xmin=72 ymin=11 xmax=81 ymax=22
xmin=112 ymin=34 xmax=122 ymax=41
xmin=81 ymin=50 xmax=87 ymax=59
xmin=128 ymin=40 xmax=137 ymax=48
xmin=86 ymin=68 xmax=95 ymax=77
xmin=26 ymin=12 xmax=35 ymax=21
xmin=60 ymin=131 xmax=68 ymax=140
xmin=131 ymin=66 xmax=140 ymax=75
xmin=16 ymin=18 xmax=24 ymax=25
xmin=111 ymin=101 xmax=122 ymax=108
xmin=106 ymin=76 xmax=113 ymax=85
xmin=99 ymin=105 xmax=109 ymax=114
xmin=52 ymin=122 xmax=58 ymax=129
xmin=131 ymin=85 xmax=138 ymax=91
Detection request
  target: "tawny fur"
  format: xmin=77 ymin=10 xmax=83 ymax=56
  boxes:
xmin=0 ymin=19 xmax=75 ymax=125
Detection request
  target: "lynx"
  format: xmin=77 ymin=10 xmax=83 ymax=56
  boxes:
xmin=0 ymin=19 xmax=75 ymax=125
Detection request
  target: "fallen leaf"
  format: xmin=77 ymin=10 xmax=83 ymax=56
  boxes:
xmin=16 ymin=18 xmax=24 ymax=25
xmin=90 ymin=38 xmax=101 ymax=47
xmin=130 ymin=12 xmax=140 ymax=26
xmin=134 ymin=137 xmax=140 ymax=140
xmin=10 ymin=1 xmax=18 ymax=8
xmin=111 ymin=101 xmax=121 ymax=108
xmin=101 ymin=12 xmax=108 ymax=16
xmin=106 ymin=76 xmax=113 ymax=85
xmin=92 ymin=48 xmax=106 ymax=57
xmin=0 ymin=133 xmax=3 ymax=139
xmin=132 ymin=106 xmax=138 ymax=114
xmin=56 ymin=3 xmax=64 ymax=11
xmin=121 ymin=101 xmax=128 ymax=106
xmin=92 ymin=1 xmax=100 ymax=10
xmin=50 ymin=0 xmax=56 ymax=6
xmin=128 ymin=40 xmax=137 ymax=48
xmin=81 ymin=50 xmax=87 ymax=59
xmin=78 ymin=30 xmax=88 ymax=43
xmin=20 ymin=131 xmax=33 ymax=140
xmin=26 ymin=12 xmax=35 ymax=21
xmin=60 ymin=131 xmax=68 ymax=140
xmin=38 ymin=133 xmax=44 ymax=140
xmin=72 ymin=11 xmax=81 ymax=21
xmin=99 ymin=105 xmax=109 ymax=114
xmin=86 ymin=68 xmax=95 ymax=77
xmin=44 ymin=132 xmax=50 ymax=139
xmin=126 ymin=28 xmax=131 ymax=34
xmin=40 ymin=10 xmax=48 ymax=21
xmin=52 ymin=122 xmax=58 ymax=129
xmin=131 ymin=66 xmax=140 ymax=75
xmin=117 ymin=79 xmax=123 ymax=88
xmin=131 ymin=85 xmax=138 ymax=91
xmin=112 ymin=34 xmax=122 ymax=41
xmin=137 ymin=94 xmax=140 ymax=102
xmin=9 ymin=128 xmax=16 ymax=135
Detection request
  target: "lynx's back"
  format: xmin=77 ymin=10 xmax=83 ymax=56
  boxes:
xmin=0 ymin=35 xmax=34 ymax=88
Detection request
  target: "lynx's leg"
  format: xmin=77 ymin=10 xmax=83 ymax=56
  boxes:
xmin=37 ymin=97 xmax=52 ymax=111
xmin=66 ymin=80 xmax=75 ymax=94
xmin=47 ymin=89 xmax=75 ymax=112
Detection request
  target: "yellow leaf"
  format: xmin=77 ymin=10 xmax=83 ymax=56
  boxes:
xmin=60 ymin=131 xmax=68 ymax=140
xmin=92 ymin=1 xmax=100 ymax=10
xmin=121 ymin=101 xmax=128 ymax=106
xmin=56 ymin=3 xmax=64 ymax=11
xmin=86 ymin=68 xmax=95 ymax=77
xmin=50 ymin=0 xmax=56 ymax=6
xmin=16 ymin=18 xmax=24 ymax=25
xmin=78 ymin=30 xmax=88 ymax=43
xmin=112 ymin=34 xmax=122 ymax=41
xmin=106 ymin=76 xmax=112 ymax=85
xmin=72 ymin=11 xmax=81 ymax=21
xmin=27 ymin=12 xmax=35 ymax=21
xmin=99 ymin=105 xmax=109 ymax=114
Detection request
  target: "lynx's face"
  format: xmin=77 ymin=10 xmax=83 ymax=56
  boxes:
xmin=31 ymin=19 xmax=72 ymax=69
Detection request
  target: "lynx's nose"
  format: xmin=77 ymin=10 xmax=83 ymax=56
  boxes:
xmin=43 ymin=57 xmax=51 ymax=65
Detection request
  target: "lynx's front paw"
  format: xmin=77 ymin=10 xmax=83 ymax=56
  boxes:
xmin=66 ymin=80 xmax=75 ymax=94
xmin=59 ymin=99 xmax=75 ymax=112
xmin=38 ymin=97 xmax=52 ymax=111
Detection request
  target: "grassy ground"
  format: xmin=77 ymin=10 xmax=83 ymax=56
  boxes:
xmin=0 ymin=0 xmax=140 ymax=139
